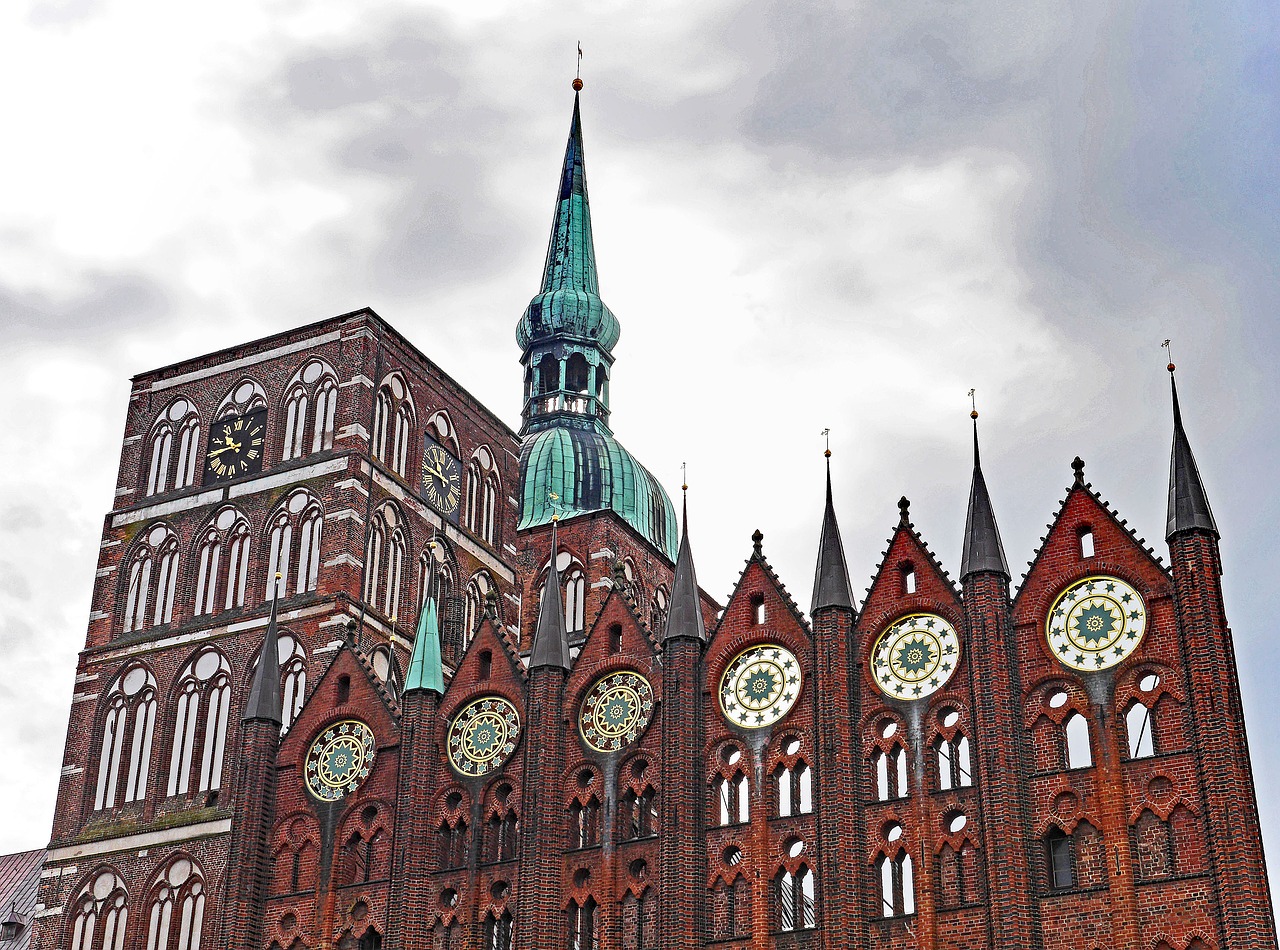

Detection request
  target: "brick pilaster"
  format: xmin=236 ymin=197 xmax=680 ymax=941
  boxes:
xmin=962 ymin=572 xmax=1038 ymax=949
xmin=220 ymin=718 xmax=281 ymax=950
xmin=1171 ymin=531 xmax=1278 ymax=948
xmin=659 ymin=637 xmax=706 ymax=949
xmin=522 ymin=666 xmax=569 ymax=943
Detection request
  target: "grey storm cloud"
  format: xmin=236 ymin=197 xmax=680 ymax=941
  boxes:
xmin=0 ymin=270 xmax=171 ymax=345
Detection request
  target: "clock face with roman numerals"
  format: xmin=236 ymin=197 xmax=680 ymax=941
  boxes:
xmin=421 ymin=438 xmax=462 ymax=522
xmin=204 ymin=409 xmax=267 ymax=483
xmin=871 ymin=613 xmax=961 ymax=700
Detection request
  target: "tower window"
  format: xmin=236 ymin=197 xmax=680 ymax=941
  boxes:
xmin=1045 ymin=828 xmax=1074 ymax=890
xmin=337 ymin=675 xmax=351 ymax=705
xmin=1064 ymin=712 xmax=1092 ymax=770
xmin=1078 ymin=528 xmax=1095 ymax=558
xmin=565 ymin=353 xmax=589 ymax=393
xmin=750 ymin=594 xmax=765 ymax=625
xmin=609 ymin=624 xmax=623 ymax=654
xmin=902 ymin=563 xmax=917 ymax=595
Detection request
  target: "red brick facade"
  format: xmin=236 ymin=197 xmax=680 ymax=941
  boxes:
xmin=26 ymin=102 xmax=1278 ymax=950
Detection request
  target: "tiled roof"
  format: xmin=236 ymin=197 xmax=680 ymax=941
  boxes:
xmin=0 ymin=849 xmax=45 ymax=950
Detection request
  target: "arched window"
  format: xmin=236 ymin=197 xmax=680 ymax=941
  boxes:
xmin=715 ymin=773 xmax=749 ymax=826
xmin=432 ymin=922 xmax=459 ymax=950
xmin=775 ymin=761 xmax=813 ymax=817
xmin=937 ymin=842 xmax=981 ymax=908
xmin=570 ymin=797 xmax=601 ymax=848
xmin=1045 ymin=827 xmax=1074 ymax=890
xmin=621 ymin=787 xmax=657 ymax=840
xmin=144 ymin=856 xmax=206 ymax=950
xmin=281 ymin=358 xmax=338 ymax=461
xmin=146 ymin=399 xmax=201 ymax=496
xmin=193 ymin=509 xmax=251 ymax=616
xmin=279 ymin=634 xmax=307 ymax=730
xmin=166 ymin=650 xmax=232 ymax=797
xmin=69 ymin=869 xmax=129 ymax=950
xmin=622 ymin=890 xmax=655 ymax=950
xmin=484 ymin=911 xmax=513 ymax=950
xmin=711 ymin=878 xmax=750 ymax=940
xmin=775 ymin=866 xmax=816 ymax=932
xmin=650 ymin=585 xmax=669 ymax=633
xmin=464 ymin=572 xmax=494 ymax=650
xmin=537 ymin=353 xmax=558 ymax=395
xmin=123 ymin=524 xmax=180 ymax=633
xmin=1133 ymin=809 xmax=1174 ymax=880
xmin=878 ymin=851 xmax=915 ymax=917
xmin=564 ymin=568 xmax=586 ymax=633
xmin=465 ymin=447 xmax=501 ymax=545
xmin=1126 ymin=702 xmax=1155 ymax=759
xmin=1064 ymin=712 xmax=1092 ymax=769
xmin=873 ymin=744 xmax=909 ymax=800
xmin=484 ymin=810 xmax=519 ymax=863
xmin=565 ymin=353 xmax=589 ymax=392
xmin=363 ymin=504 xmax=406 ymax=619
xmin=266 ymin=491 xmax=323 ymax=598
xmin=438 ymin=818 xmax=469 ymax=870
xmin=567 ymin=897 xmax=597 ymax=950
xmin=372 ymin=373 xmax=414 ymax=477
xmin=936 ymin=734 xmax=973 ymax=790
xmin=94 ymin=666 xmax=158 ymax=809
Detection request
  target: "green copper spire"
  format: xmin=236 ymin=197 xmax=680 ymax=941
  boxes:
xmin=515 ymin=86 xmax=679 ymax=562
xmin=404 ymin=594 xmax=444 ymax=695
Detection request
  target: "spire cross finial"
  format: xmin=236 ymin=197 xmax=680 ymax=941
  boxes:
xmin=821 ymin=428 xmax=831 ymax=459
xmin=573 ymin=43 xmax=584 ymax=90
xmin=968 ymin=388 xmax=978 ymax=419
xmin=1163 ymin=338 xmax=1175 ymax=373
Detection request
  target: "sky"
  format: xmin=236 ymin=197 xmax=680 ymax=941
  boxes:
xmin=0 ymin=0 xmax=1277 ymax=884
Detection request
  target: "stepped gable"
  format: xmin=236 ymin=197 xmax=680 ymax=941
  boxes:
xmin=859 ymin=498 xmax=963 ymax=637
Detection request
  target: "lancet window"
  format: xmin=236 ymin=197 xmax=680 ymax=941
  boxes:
xmin=94 ymin=666 xmax=158 ymax=810
xmin=166 ymin=649 xmax=232 ymax=797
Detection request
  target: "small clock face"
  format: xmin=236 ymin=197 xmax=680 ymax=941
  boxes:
xmin=305 ymin=720 xmax=376 ymax=802
xmin=579 ymin=671 xmax=655 ymax=753
xmin=421 ymin=439 xmax=463 ymax=522
xmin=719 ymin=644 xmax=802 ymax=730
xmin=204 ymin=409 xmax=267 ymax=483
xmin=871 ymin=613 xmax=961 ymax=700
xmin=1046 ymin=575 xmax=1147 ymax=672
xmin=447 ymin=696 xmax=521 ymax=777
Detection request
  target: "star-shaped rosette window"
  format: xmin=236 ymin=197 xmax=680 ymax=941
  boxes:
xmin=579 ymin=671 xmax=655 ymax=753
xmin=871 ymin=613 xmax=961 ymax=701
xmin=447 ymin=696 xmax=522 ymax=778
xmin=1046 ymin=576 xmax=1147 ymax=672
xmin=304 ymin=720 xmax=377 ymax=803
xmin=719 ymin=645 xmax=802 ymax=729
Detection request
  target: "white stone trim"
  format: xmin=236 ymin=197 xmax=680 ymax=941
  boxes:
xmin=110 ymin=489 xmax=224 ymax=527
xmin=148 ymin=331 xmax=343 ymax=392
xmin=45 ymin=819 xmax=232 ymax=862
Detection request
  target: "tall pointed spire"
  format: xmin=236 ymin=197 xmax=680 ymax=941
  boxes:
xmin=530 ymin=520 xmax=572 ymax=670
xmin=664 ymin=489 xmax=706 ymax=642
xmin=405 ymin=547 xmax=445 ymax=695
xmin=243 ymin=574 xmax=283 ymax=724
xmin=960 ymin=411 xmax=1010 ymax=581
xmin=1166 ymin=364 xmax=1218 ymax=540
xmin=811 ymin=450 xmax=853 ymax=612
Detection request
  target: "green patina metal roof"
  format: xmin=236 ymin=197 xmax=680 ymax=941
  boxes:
xmin=519 ymin=426 xmax=679 ymax=562
xmin=403 ymin=595 xmax=444 ymax=695
xmin=515 ymin=94 xmax=621 ymax=354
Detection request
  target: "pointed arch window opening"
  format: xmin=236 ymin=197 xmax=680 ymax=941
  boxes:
xmin=879 ymin=852 xmax=915 ymax=918
xmin=144 ymin=858 xmax=206 ymax=950
xmin=776 ymin=866 xmax=816 ymax=932
xmin=775 ymin=761 xmax=813 ymax=817
xmin=94 ymin=668 xmax=158 ymax=810
xmin=1064 ymin=712 xmax=1093 ymax=770
xmin=69 ymin=871 xmax=129 ymax=950
xmin=716 ymin=773 xmax=750 ymax=826
xmin=936 ymin=734 xmax=973 ymax=791
xmin=266 ymin=494 xmax=323 ymax=599
xmin=1127 ymin=702 xmax=1156 ymax=759
xmin=567 ymin=897 xmax=597 ymax=950
xmin=485 ymin=911 xmax=513 ymax=950
xmin=146 ymin=401 xmax=202 ymax=497
xmin=874 ymin=745 xmax=909 ymax=801
xmin=564 ymin=568 xmax=586 ymax=634
xmin=166 ymin=650 xmax=232 ymax=797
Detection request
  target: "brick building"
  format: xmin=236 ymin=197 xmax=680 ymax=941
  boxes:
xmin=29 ymin=84 xmax=1276 ymax=950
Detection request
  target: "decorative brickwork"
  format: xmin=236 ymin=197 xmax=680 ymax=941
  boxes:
xmin=28 ymin=92 xmax=1276 ymax=950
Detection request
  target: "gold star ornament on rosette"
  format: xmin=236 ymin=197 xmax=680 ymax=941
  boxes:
xmin=719 ymin=645 xmax=802 ymax=729
xmin=305 ymin=720 xmax=377 ymax=803
xmin=1046 ymin=575 xmax=1147 ymax=672
xmin=447 ymin=696 xmax=522 ymax=778
xmin=579 ymin=670 xmax=655 ymax=753
xmin=871 ymin=613 xmax=961 ymax=701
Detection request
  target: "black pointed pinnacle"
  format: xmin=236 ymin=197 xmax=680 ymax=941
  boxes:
xmin=1166 ymin=371 xmax=1218 ymax=540
xmin=812 ymin=460 xmax=854 ymax=613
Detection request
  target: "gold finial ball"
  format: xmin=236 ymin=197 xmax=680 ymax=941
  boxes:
xmin=274 ymin=572 xmax=283 ymax=580
xmin=1167 ymin=362 xmax=1176 ymax=373
xmin=572 ymin=77 xmax=583 ymax=91
xmin=551 ymin=513 xmax=560 ymax=522
xmin=823 ymin=449 xmax=831 ymax=458
xmin=682 ymin=483 xmax=688 ymax=492
xmin=970 ymin=410 xmax=979 ymax=419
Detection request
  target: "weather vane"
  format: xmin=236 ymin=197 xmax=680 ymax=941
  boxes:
xmin=821 ymin=428 xmax=830 ymax=457
xmin=968 ymin=388 xmax=977 ymax=419
xmin=1162 ymin=338 xmax=1175 ymax=371
xmin=681 ymin=462 xmax=687 ymax=494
